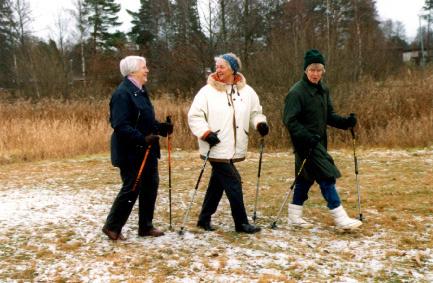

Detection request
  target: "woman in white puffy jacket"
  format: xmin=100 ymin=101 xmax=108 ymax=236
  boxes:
xmin=188 ymin=53 xmax=269 ymax=234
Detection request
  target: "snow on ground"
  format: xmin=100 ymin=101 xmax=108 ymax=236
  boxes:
xmin=0 ymin=148 xmax=432 ymax=282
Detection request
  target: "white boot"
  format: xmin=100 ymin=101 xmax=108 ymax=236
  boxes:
xmin=288 ymin=204 xmax=313 ymax=228
xmin=330 ymin=205 xmax=362 ymax=230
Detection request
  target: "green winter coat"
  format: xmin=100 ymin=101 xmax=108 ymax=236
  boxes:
xmin=283 ymin=74 xmax=351 ymax=182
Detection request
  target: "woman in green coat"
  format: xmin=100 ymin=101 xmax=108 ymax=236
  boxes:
xmin=283 ymin=49 xmax=362 ymax=230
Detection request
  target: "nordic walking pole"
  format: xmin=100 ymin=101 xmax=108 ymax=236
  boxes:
xmin=350 ymin=115 xmax=363 ymax=221
xmin=178 ymin=149 xmax=211 ymax=236
xmin=252 ymin=137 xmax=264 ymax=224
xmin=132 ymin=145 xmax=152 ymax=192
xmin=270 ymin=148 xmax=312 ymax=229
xmin=166 ymin=116 xmax=173 ymax=230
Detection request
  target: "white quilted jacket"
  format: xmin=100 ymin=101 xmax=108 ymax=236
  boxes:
xmin=188 ymin=72 xmax=267 ymax=162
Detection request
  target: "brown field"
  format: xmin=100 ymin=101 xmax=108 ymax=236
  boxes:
xmin=0 ymin=70 xmax=432 ymax=165
xmin=0 ymin=148 xmax=432 ymax=281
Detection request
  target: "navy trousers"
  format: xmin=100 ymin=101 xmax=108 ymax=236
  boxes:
xmin=198 ymin=161 xmax=249 ymax=229
xmin=104 ymin=157 xmax=159 ymax=234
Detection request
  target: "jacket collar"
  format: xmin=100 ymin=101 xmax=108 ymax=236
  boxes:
xmin=123 ymin=77 xmax=146 ymax=97
xmin=207 ymin=72 xmax=247 ymax=92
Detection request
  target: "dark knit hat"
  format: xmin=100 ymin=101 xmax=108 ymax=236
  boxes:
xmin=303 ymin=49 xmax=325 ymax=70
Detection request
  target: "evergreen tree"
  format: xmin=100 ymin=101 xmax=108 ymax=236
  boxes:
xmin=172 ymin=0 xmax=203 ymax=45
xmin=127 ymin=0 xmax=157 ymax=51
xmin=83 ymin=0 xmax=122 ymax=52
xmin=0 ymin=0 xmax=16 ymax=87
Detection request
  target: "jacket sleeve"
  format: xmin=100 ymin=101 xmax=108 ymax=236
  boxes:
xmin=188 ymin=89 xmax=210 ymax=139
xmin=110 ymin=91 xmax=146 ymax=145
xmin=249 ymin=87 xmax=267 ymax=128
xmin=283 ymin=91 xmax=312 ymax=145
xmin=326 ymin=93 xmax=350 ymax=129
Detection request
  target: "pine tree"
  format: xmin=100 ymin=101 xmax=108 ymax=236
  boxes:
xmin=127 ymin=0 xmax=156 ymax=51
xmin=0 ymin=0 xmax=16 ymax=87
xmin=83 ymin=0 xmax=122 ymax=52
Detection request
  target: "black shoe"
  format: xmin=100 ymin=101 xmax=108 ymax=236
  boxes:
xmin=236 ymin=223 xmax=261 ymax=234
xmin=138 ymin=227 xmax=165 ymax=237
xmin=197 ymin=220 xmax=216 ymax=231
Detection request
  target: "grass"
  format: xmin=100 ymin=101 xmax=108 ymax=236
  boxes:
xmin=0 ymin=148 xmax=432 ymax=281
xmin=1 ymin=68 xmax=432 ymax=165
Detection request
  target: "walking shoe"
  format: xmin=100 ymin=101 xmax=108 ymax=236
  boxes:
xmin=138 ymin=227 xmax=165 ymax=237
xmin=235 ymin=223 xmax=261 ymax=234
xmin=197 ymin=220 xmax=216 ymax=231
xmin=102 ymin=226 xmax=120 ymax=240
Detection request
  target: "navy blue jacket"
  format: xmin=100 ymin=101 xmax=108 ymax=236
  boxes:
xmin=110 ymin=78 xmax=161 ymax=167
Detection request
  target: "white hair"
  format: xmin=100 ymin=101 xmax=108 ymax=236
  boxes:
xmin=119 ymin=56 xmax=146 ymax=76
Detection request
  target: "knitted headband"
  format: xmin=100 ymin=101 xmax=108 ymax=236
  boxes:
xmin=221 ymin=54 xmax=240 ymax=74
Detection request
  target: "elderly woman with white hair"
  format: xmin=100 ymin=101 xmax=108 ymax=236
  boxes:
xmin=102 ymin=56 xmax=173 ymax=240
xmin=188 ymin=52 xmax=269 ymax=234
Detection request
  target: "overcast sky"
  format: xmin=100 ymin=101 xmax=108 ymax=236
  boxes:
xmin=29 ymin=0 xmax=427 ymax=42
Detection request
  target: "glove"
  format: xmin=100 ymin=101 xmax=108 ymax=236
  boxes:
xmin=256 ymin=122 xmax=269 ymax=137
xmin=204 ymin=131 xmax=220 ymax=147
xmin=144 ymin=134 xmax=160 ymax=145
xmin=158 ymin=120 xmax=173 ymax=137
xmin=346 ymin=113 xmax=357 ymax=128
xmin=309 ymin=134 xmax=321 ymax=148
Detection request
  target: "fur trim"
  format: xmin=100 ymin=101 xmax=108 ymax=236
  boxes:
xmin=207 ymin=72 xmax=247 ymax=91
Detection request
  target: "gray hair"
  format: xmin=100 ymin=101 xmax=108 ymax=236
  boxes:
xmin=119 ymin=56 xmax=146 ymax=77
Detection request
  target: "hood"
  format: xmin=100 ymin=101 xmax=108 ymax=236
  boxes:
xmin=207 ymin=72 xmax=247 ymax=92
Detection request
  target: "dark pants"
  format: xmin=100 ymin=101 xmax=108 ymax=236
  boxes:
xmin=292 ymin=178 xmax=341 ymax=209
xmin=198 ymin=161 xmax=249 ymax=229
xmin=104 ymin=157 xmax=159 ymax=234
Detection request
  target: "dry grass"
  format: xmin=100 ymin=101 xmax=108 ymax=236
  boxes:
xmin=0 ymin=69 xmax=432 ymax=165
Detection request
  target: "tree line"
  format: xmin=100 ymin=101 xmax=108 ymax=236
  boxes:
xmin=1 ymin=0 xmax=433 ymax=99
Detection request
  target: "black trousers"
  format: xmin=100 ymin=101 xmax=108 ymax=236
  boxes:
xmin=104 ymin=157 xmax=159 ymax=234
xmin=198 ymin=161 xmax=249 ymax=229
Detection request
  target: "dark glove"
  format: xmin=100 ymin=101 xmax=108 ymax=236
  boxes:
xmin=309 ymin=134 xmax=321 ymax=148
xmin=144 ymin=134 xmax=160 ymax=145
xmin=346 ymin=113 xmax=357 ymax=128
xmin=158 ymin=119 xmax=174 ymax=137
xmin=204 ymin=131 xmax=220 ymax=147
xmin=256 ymin=122 xmax=269 ymax=137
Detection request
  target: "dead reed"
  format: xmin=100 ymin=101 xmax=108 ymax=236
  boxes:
xmin=0 ymin=68 xmax=432 ymax=165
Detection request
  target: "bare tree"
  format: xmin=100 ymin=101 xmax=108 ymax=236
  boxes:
xmin=13 ymin=0 xmax=41 ymax=97
xmin=70 ymin=0 xmax=87 ymax=82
